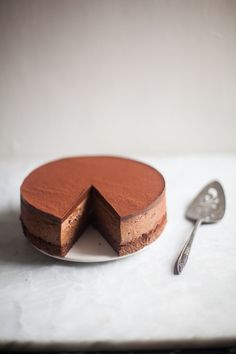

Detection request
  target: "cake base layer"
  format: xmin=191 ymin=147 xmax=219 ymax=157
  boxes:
xmin=21 ymin=219 xmax=86 ymax=257
xmin=118 ymin=214 xmax=167 ymax=256
xmin=21 ymin=213 xmax=167 ymax=257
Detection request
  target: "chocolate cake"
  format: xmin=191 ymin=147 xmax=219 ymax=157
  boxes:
xmin=20 ymin=156 xmax=166 ymax=256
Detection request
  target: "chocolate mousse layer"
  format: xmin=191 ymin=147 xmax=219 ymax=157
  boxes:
xmin=20 ymin=156 xmax=166 ymax=256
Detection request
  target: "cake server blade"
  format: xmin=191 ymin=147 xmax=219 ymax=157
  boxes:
xmin=174 ymin=181 xmax=226 ymax=275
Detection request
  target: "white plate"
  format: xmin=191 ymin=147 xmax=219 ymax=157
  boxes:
xmin=33 ymin=226 xmax=151 ymax=263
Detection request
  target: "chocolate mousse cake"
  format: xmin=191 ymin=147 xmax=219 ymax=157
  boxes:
xmin=20 ymin=156 xmax=166 ymax=256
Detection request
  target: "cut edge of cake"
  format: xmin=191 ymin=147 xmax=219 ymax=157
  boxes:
xmin=20 ymin=186 xmax=166 ymax=257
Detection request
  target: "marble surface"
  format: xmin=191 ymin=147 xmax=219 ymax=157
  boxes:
xmin=0 ymin=155 xmax=236 ymax=351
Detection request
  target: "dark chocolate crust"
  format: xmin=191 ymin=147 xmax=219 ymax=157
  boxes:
xmin=118 ymin=214 xmax=167 ymax=256
xmin=21 ymin=219 xmax=84 ymax=257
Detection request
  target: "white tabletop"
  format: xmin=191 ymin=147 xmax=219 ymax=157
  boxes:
xmin=0 ymin=155 xmax=236 ymax=350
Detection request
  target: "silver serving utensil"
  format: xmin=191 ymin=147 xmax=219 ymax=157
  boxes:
xmin=174 ymin=181 xmax=226 ymax=275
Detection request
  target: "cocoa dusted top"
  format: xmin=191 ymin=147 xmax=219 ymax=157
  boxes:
xmin=21 ymin=156 xmax=165 ymax=221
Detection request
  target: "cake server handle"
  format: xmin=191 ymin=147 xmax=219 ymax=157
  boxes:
xmin=174 ymin=219 xmax=202 ymax=275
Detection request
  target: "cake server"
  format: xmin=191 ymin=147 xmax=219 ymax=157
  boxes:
xmin=174 ymin=181 xmax=225 ymax=275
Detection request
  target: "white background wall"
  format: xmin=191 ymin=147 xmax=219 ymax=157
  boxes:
xmin=1 ymin=0 xmax=236 ymax=158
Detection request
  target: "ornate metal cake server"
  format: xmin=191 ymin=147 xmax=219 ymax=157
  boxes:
xmin=174 ymin=181 xmax=226 ymax=275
